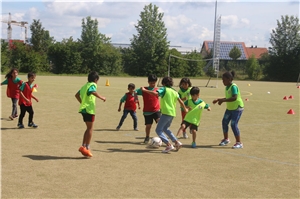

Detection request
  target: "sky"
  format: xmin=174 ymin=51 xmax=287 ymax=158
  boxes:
xmin=1 ymin=0 xmax=299 ymax=51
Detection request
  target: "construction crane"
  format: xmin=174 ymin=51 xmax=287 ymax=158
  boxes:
xmin=1 ymin=12 xmax=28 ymax=43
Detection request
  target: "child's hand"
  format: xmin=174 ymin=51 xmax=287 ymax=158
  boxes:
xmin=102 ymin=97 xmax=106 ymax=102
xmin=35 ymin=98 xmax=39 ymax=102
xmin=207 ymin=107 xmax=211 ymax=111
xmin=212 ymin=99 xmax=218 ymax=104
xmin=138 ymin=106 xmax=141 ymax=109
xmin=217 ymin=99 xmax=224 ymax=105
xmin=118 ymin=108 xmax=121 ymax=112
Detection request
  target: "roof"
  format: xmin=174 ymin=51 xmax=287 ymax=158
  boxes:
xmin=245 ymin=47 xmax=268 ymax=59
xmin=201 ymin=41 xmax=268 ymax=60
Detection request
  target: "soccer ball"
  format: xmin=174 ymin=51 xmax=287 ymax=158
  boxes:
xmin=148 ymin=137 xmax=162 ymax=148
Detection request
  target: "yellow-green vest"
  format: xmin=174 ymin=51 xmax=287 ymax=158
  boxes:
xmin=160 ymin=87 xmax=178 ymax=117
xmin=184 ymin=100 xmax=206 ymax=126
xmin=225 ymin=83 xmax=244 ymax=110
xmin=79 ymin=82 xmax=97 ymax=114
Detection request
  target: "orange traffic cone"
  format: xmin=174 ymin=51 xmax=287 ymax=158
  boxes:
xmin=288 ymin=95 xmax=294 ymax=99
xmin=287 ymin=109 xmax=295 ymax=114
xmin=105 ymin=79 xmax=110 ymax=86
xmin=283 ymin=96 xmax=288 ymax=100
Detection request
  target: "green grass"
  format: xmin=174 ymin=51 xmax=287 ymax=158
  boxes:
xmin=1 ymin=75 xmax=299 ymax=198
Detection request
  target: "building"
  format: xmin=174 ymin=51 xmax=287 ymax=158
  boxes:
xmin=200 ymin=41 xmax=268 ymax=60
xmin=111 ymin=43 xmax=196 ymax=54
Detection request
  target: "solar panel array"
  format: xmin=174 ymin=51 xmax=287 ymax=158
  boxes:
xmin=207 ymin=42 xmax=247 ymax=60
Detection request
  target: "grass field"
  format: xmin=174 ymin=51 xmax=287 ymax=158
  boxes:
xmin=1 ymin=75 xmax=299 ymax=199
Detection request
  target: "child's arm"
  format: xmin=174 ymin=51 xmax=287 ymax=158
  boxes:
xmin=91 ymin=92 xmax=106 ymax=102
xmin=31 ymin=94 xmax=39 ymax=102
xmin=134 ymin=92 xmax=141 ymax=109
xmin=75 ymin=91 xmax=81 ymax=103
xmin=118 ymin=101 xmax=122 ymax=112
xmin=177 ymin=98 xmax=188 ymax=112
xmin=20 ymin=91 xmax=30 ymax=103
xmin=141 ymin=87 xmax=159 ymax=96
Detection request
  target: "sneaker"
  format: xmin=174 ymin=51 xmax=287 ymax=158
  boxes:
xmin=17 ymin=123 xmax=24 ymax=129
xmin=175 ymin=141 xmax=183 ymax=151
xmin=134 ymin=128 xmax=139 ymax=131
xmin=9 ymin=116 xmax=14 ymax=120
xmin=78 ymin=146 xmax=93 ymax=157
xmin=162 ymin=145 xmax=175 ymax=153
xmin=232 ymin=142 xmax=243 ymax=149
xmin=183 ymin=132 xmax=188 ymax=139
xmin=28 ymin=122 xmax=38 ymax=128
xmin=191 ymin=142 xmax=196 ymax=148
xmin=219 ymin=138 xmax=230 ymax=146
xmin=143 ymin=137 xmax=150 ymax=144
xmin=116 ymin=126 xmax=120 ymax=131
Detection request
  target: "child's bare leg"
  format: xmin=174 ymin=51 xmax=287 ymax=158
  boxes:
xmin=176 ymin=124 xmax=186 ymax=137
xmin=83 ymin=121 xmax=94 ymax=148
xmin=192 ymin=129 xmax=197 ymax=143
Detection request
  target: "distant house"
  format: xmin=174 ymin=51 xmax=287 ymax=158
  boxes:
xmin=111 ymin=43 xmax=196 ymax=54
xmin=200 ymin=41 xmax=268 ymax=60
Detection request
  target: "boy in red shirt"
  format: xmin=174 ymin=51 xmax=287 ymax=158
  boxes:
xmin=136 ymin=74 xmax=161 ymax=143
xmin=116 ymin=83 xmax=140 ymax=131
xmin=18 ymin=72 xmax=39 ymax=128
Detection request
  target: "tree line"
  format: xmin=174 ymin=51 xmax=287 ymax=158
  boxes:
xmin=1 ymin=3 xmax=299 ymax=82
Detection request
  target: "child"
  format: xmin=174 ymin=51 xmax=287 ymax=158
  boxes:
xmin=116 ymin=83 xmax=140 ymax=131
xmin=212 ymin=71 xmax=244 ymax=149
xmin=178 ymin=77 xmax=192 ymax=138
xmin=75 ymin=71 xmax=106 ymax=157
xmin=136 ymin=74 xmax=161 ymax=143
xmin=141 ymin=76 xmax=188 ymax=153
xmin=17 ymin=72 xmax=38 ymax=128
xmin=1 ymin=68 xmax=23 ymax=120
xmin=176 ymin=87 xmax=211 ymax=148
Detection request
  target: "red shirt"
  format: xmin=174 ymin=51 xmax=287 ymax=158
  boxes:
xmin=142 ymin=87 xmax=160 ymax=112
xmin=7 ymin=78 xmax=23 ymax=98
xmin=19 ymin=82 xmax=33 ymax=106
xmin=124 ymin=92 xmax=137 ymax=111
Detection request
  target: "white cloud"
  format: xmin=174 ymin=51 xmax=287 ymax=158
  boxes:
xmin=221 ymin=15 xmax=250 ymax=29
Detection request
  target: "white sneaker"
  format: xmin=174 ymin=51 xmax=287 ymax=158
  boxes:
xmin=175 ymin=141 xmax=182 ymax=151
xmin=219 ymin=138 xmax=230 ymax=146
xmin=232 ymin=142 xmax=243 ymax=149
xmin=183 ymin=132 xmax=188 ymax=139
xmin=162 ymin=145 xmax=175 ymax=153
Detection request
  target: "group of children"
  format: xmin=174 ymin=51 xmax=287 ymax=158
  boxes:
xmin=1 ymin=68 xmax=38 ymax=129
xmin=1 ymin=68 xmax=244 ymax=158
xmin=75 ymin=71 xmax=244 ymax=157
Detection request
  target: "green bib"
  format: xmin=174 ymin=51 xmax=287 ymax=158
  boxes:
xmin=225 ymin=83 xmax=244 ymax=110
xmin=79 ymin=82 xmax=97 ymax=114
xmin=184 ymin=101 xmax=206 ymax=126
xmin=160 ymin=87 xmax=178 ymax=117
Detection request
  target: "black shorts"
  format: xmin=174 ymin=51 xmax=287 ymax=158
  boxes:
xmin=181 ymin=121 xmax=198 ymax=131
xmin=81 ymin=113 xmax=95 ymax=122
xmin=144 ymin=112 xmax=161 ymax=125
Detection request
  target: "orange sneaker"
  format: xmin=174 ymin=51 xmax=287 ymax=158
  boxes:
xmin=78 ymin=146 xmax=89 ymax=157
xmin=85 ymin=149 xmax=93 ymax=157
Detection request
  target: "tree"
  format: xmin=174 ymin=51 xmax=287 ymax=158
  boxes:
xmin=245 ymin=54 xmax=261 ymax=80
xmin=229 ymin=45 xmax=242 ymax=69
xmin=130 ymin=3 xmax=169 ymax=76
xmin=30 ymin=19 xmax=54 ymax=53
xmin=79 ymin=16 xmax=111 ymax=73
xmin=265 ymin=15 xmax=300 ymax=81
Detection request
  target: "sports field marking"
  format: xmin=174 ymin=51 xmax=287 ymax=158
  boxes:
xmin=204 ymin=148 xmax=299 ymax=167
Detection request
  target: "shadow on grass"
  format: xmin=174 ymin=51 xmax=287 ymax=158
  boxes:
xmin=95 ymin=128 xmax=143 ymax=132
xmin=95 ymin=140 xmax=145 ymax=145
xmin=96 ymin=148 xmax=163 ymax=154
xmin=1 ymin=127 xmax=19 ymax=130
xmin=1 ymin=117 xmax=12 ymax=121
xmin=23 ymin=155 xmax=89 ymax=160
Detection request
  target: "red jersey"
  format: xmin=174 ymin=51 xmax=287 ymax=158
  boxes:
xmin=124 ymin=92 xmax=138 ymax=111
xmin=6 ymin=78 xmax=22 ymax=98
xmin=19 ymin=82 xmax=33 ymax=106
xmin=142 ymin=87 xmax=160 ymax=112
